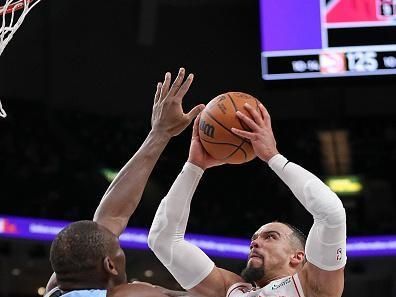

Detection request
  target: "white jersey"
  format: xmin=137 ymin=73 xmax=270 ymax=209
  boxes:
xmin=227 ymin=274 xmax=305 ymax=297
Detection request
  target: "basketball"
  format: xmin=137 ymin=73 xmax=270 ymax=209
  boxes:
xmin=198 ymin=92 xmax=260 ymax=164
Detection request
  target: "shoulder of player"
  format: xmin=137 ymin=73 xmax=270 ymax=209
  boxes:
xmin=107 ymin=283 xmax=167 ymax=297
xmin=217 ymin=268 xmax=248 ymax=296
xmin=298 ymin=263 xmax=345 ymax=297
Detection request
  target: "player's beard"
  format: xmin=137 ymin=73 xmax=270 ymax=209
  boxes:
xmin=240 ymin=265 xmax=265 ymax=283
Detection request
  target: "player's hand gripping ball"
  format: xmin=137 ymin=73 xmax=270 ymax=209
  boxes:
xmin=198 ymin=92 xmax=261 ymax=164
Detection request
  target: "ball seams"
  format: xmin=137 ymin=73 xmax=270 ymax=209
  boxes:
xmin=199 ymin=92 xmax=259 ymax=164
xmin=203 ymin=109 xmax=245 ymax=141
xmin=201 ymin=137 xmax=248 ymax=161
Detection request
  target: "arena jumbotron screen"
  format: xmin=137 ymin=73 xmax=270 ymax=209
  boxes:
xmin=260 ymin=0 xmax=396 ymax=80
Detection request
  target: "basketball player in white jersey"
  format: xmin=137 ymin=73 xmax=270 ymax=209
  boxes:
xmin=45 ymin=68 xmax=204 ymax=297
xmin=148 ymin=102 xmax=347 ymax=297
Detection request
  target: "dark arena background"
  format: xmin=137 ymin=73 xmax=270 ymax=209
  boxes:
xmin=1 ymin=0 xmax=396 ymax=296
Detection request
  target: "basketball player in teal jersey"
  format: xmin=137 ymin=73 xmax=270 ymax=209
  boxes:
xmin=148 ymin=103 xmax=347 ymax=297
xmin=45 ymin=68 xmax=204 ymax=297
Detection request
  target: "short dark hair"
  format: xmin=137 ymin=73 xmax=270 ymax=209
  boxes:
xmin=50 ymin=220 xmax=114 ymax=276
xmin=279 ymin=222 xmax=306 ymax=250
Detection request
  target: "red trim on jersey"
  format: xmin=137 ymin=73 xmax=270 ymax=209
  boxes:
xmin=227 ymin=284 xmax=250 ymax=297
xmin=291 ymin=275 xmax=302 ymax=297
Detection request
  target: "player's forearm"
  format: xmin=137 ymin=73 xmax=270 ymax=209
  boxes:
xmin=268 ymin=154 xmax=345 ymax=221
xmin=148 ymin=162 xmax=215 ymax=290
xmin=269 ymin=154 xmax=347 ymax=270
xmin=93 ymin=130 xmax=170 ymax=237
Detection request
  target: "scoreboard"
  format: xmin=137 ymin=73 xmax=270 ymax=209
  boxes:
xmin=260 ymin=0 xmax=396 ymax=80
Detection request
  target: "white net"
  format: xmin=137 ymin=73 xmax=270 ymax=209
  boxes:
xmin=0 ymin=98 xmax=6 ymax=117
xmin=0 ymin=0 xmax=41 ymax=118
xmin=1 ymin=0 xmax=41 ymax=56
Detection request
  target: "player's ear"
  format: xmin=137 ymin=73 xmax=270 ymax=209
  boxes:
xmin=290 ymin=250 xmax=305 ymax=267
xmin=103 ymin=256 xmax=119 ymax=276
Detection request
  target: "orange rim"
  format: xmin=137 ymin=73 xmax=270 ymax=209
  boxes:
xmin=0 ymin=0 xmax=34 ymax=15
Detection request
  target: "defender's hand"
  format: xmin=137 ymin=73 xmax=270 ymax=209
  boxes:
xmin=151 ymin=68 xmax=204 ymax=138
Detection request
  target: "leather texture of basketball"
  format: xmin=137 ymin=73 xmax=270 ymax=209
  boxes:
xmin=198 ymin=92 xmax=260 ymax=164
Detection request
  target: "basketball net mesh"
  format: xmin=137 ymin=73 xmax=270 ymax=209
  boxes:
xmin=0 ymin=0 xmax=41 ymax=118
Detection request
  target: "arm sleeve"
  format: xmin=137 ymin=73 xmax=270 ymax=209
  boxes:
xmin=269 ymin=154 xmax=347 ymax=271
xmin=148 ymin=162 xmax=215 ymax=289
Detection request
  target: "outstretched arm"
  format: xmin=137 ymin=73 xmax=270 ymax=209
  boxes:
xmin=232 ymin=103 xmax=346 ymax=297
xmin=93 ymin=68 xmax=204 ymax=236
xmin=45 ymin=68 xmax=204 ymax=293
xmin=148 ymin=116 xmax=243 ymax=297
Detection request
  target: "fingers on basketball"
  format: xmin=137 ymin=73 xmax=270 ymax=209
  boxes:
xmin=198 ymin=92 xmax=262 ymax=164
xmin=259 ymin=103 xmax=272 ymax=129
xmin=192 ymin=115 xmax=200 ymax=138
xmin=231 ymin=127 xmax=253 ymax=139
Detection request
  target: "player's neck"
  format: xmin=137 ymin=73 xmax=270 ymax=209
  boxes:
xmin=59 ymin=283 xmax=106 ymax=292
xmin=255 ymin=273 xmax=291 ymax=287
xmin=57 ymin=272 xmax=112 ymax=292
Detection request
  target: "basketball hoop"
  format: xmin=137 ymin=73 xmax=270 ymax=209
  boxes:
xmin=0 ymin=99 xmax=6 ymax=118
xmin=0 ymin=0 xmax=41 ymax=118
xmin=1 ymin=0 xmax=41 ymax=56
